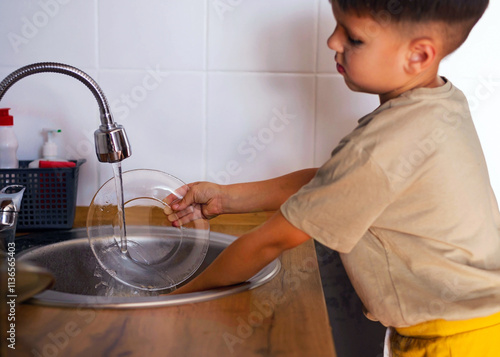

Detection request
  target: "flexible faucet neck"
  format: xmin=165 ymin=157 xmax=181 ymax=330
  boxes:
xmin=0 ymin=62 xmax=113 ymax=126
xmin=0 ymin=62 xmax=131 ymax=163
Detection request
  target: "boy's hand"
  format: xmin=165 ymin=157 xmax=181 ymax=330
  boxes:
xmin=163 ymin=182 xmax=225 ymax=226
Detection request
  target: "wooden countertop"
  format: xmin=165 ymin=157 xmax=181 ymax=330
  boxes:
xmin=9 ymin=208 xmax=336 ymax=356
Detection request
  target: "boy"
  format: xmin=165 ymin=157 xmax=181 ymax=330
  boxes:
xmin=166 ymin=1 xmax=500 ymax=355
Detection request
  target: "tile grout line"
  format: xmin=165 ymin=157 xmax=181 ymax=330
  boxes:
xmin=202 ymin=0 xmax=210 ymax=181
xmin=92 ymin=67 xmax=340 ymax=76
xmin=312 ymin=0 xmax=322 ymax=167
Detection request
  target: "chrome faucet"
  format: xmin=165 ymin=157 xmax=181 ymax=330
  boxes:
xmin=0 ymin=185 xmax=25 ymax=252
xmin=0 ymin=62 xmax=131 ymax=163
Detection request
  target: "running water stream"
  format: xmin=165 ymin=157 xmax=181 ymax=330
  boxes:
xmin=112 ymin=162 xmax=128 ymax=254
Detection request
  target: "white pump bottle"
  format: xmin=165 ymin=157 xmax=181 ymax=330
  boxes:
xmin=28 ymin=129 xmax=68 ymax=168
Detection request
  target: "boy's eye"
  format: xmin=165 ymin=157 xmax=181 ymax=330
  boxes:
xmin=348 ymin=36 xmax=363 ymax=46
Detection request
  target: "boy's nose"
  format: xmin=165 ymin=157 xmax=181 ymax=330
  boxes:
xmin=327 ymin=25 xmax=343 ymax=52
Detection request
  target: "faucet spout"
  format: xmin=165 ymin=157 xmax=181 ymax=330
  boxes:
xmin=0 ymin=185 xmax=25 ymax=252
xmin=0 ymin=62 xmax=131 ymax=163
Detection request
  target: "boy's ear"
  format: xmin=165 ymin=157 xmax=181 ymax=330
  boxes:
xmin=405 ymin=39 xmax=438 ymax=74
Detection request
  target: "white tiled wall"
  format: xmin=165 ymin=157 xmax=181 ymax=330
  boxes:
xmin=1 ymin=0 xmax=499 ymax=205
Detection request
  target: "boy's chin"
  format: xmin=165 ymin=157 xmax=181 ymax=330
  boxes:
xmin=343 ymin=79 xmax=380 ymax=96
xmin=343 ymin=80 xmax=367 ymax=93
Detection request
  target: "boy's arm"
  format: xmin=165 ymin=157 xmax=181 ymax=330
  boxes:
xmin=166 ymin=168 xmax=317 ymax=226
xmin=223 ymin=168 xmax=318 ymax=213
xmin=171 ymin=210 xmax=310 ymax=294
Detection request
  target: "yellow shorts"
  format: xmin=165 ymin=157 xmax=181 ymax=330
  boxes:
xmin=390 ymin=311 xmax=500 ymax=357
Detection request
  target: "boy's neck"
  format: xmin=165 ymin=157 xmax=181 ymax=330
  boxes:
xmin=379 ymin=75 xmax=446 ymax=104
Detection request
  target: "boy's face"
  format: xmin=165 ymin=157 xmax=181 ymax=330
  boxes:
xmin=328 ymin=3 xmax=412 ymax=99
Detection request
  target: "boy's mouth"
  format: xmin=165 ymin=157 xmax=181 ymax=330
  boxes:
xmin=336 ymin=62 xmax=346 ymax=75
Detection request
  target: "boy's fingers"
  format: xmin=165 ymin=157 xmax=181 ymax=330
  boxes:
xmin=163 ymin=193 xmax=176 ymax=206
xmin=170 ymin=213 xmax=200 ymax=227
xmin=166 ymin=205 xmax=205 ymax=226
xmin=163 ymin=182 xmax=213 ymax=226
xmin=163 ymin=205 xmax=173 ymax=215
xmin=166 ymin=206 xmax=194 ymax=221
xmin=166 ymin=213 xmax=180 ymax=223
xmin=171 ymin=188 xmax=197 ymax=211
xmin=164 ymin=202 xmax=192 ymax=217
xmin=163 ymin=183 xmax=193 ymax=206
xmin=174 ymin=206 xmax=195 ymax=219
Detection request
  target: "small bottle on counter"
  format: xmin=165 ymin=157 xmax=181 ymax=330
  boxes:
xmin=0 ymin=108 xmax=19 ymax=169
xmin=28 ymin=129 xmax=75 ymax=168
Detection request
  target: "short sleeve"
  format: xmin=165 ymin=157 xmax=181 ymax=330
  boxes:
xmin=281 ymin=141 xmax=393 ymax=253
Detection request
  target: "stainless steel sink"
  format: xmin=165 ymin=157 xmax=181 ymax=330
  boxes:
xmin=17 ymin=228 xmax=281 ymax=309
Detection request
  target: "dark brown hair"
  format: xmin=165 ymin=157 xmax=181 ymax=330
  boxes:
xmin=333 ymin=0 xmax=489 ymax=53
xmin=334 ymin=0 xmax=488 ymax=23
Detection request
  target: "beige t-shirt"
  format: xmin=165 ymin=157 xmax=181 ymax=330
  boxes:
xmin=281 ymin=80 xmax=500 ymax=327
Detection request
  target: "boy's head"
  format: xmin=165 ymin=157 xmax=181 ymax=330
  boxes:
xmin=334 ymin=0 xmax=489 ymax=55
xmin=328 ymin=0 xmax=489 ymax=102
